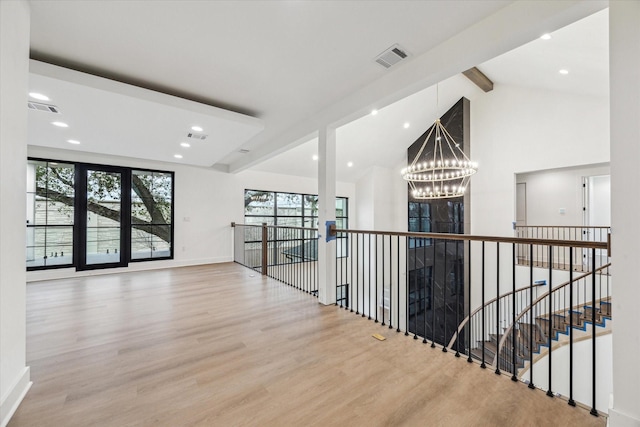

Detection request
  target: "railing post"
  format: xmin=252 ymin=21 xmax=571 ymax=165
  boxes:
xmin=261 ymin=223 xmax=268 ymax=276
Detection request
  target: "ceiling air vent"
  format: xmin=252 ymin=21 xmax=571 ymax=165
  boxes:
xmin=27 ymin=101 xmax=61 ymax=114
xmin=187 ymin=132 xmax=208 ymax=140
xmin=375 ymin=44 xmax=409 ymax=69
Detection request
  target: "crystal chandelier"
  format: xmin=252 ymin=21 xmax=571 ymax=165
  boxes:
xmin=401 ymin=118 xmax=477 ymax=200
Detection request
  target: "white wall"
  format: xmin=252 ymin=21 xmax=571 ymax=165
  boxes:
xmin=26 ymin=146 xmax=356 ymax=281
xmin=529 ymin=332 xmax=612 ymax=414
xmin=609 ymin=1 xmax=640 ymax=425
xmin=0 ymin=1 xmax=32 ymax=426
xmin=517 ymin=164 xmax=610 ymax=227
xmin=470 ymin=84 xmax=609 ymax=238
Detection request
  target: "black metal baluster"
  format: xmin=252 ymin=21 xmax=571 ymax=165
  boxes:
xmin=413 ymin=237 xmax=418 ymax=339
xmin=495 ymin=243 xmax=501 ymax=375
xmin=375 ymin=235 xmax=379 ymax=323
xmin=431 ymin=238 xmax=437 ymax=348
xmin=368 ymin=234 xmax=372 ymax=320
xmin=590 ymin=247 xmax=598 ymax=416
xmin=568 ymin=246 xmax=575 ymax=406
xmin=405 ymin=236 xmax=409 ymax=336
xmin=335 ymin=231 xmax=343 ymax=307
xmin=388 ymin=235 xmax=393 ymax=329
xmin=547 ymin=246 xmax=553 ymax=397
xmin=467 ymin=240 xmax=473 ymax=363
xmin=529 ymin=244 xmax=535 ymax=389
xmin=512 ymin=243 xmax=517 ymax=380
xmin=423 ymin=237 xmax=428 ymax=344
xmin=442 ymin=240 xmax=448 ymax=352
xmin=356 ymin=233 xmax=360 ymax=315
xmin=397 ymin=235 xmax=401 ymax=332
xmin=481 ymin=241 xmax=486 ymax=368
xmin=350 ymin=232 xmax=354 ymax=312
xmin=381 ymin=236 xmax=385 ymax=326
xmin=455 ymin=240 xmax=460 ymax=357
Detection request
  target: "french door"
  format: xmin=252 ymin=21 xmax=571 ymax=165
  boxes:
xmin=76 ymin=165 xmax=130 ymax=270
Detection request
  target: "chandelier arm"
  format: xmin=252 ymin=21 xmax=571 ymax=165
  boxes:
xmin=440 ymin=124 xmax=472 ymax=162
xmin=410 ymin=125 xmax=437 ymax=168
xmin=442 ymin=132 xmax=461 ymax=163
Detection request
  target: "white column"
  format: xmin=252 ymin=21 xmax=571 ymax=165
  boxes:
xmin=609 ymin=1 xmax=640 ymax=426
xmin=317 ymin=126 xmax=337 ymax=305
xmin=0 ymin=1 xmax=32 ymax=425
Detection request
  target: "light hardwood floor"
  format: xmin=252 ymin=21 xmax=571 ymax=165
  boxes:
xmin=11 ymin=263 xmax=605 ymax=426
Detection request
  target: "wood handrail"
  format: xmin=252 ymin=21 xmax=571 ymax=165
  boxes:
xmin=515 ymin=225 xmax=611 ymax=229
xmin=332 ymin=227 xmax=609 ymax=250
xmin=492 ymin=262 xmax=611 ymax=367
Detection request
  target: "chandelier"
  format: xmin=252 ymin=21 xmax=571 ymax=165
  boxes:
xmin=401 ymin=118 xmax=477 ymax=200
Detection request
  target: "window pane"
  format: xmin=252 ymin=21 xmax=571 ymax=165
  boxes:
xmin=304 ymin=195 xmax=318 ymax=217
xmin=277 ymin=193 xmax=301 ymax=216
xmin=131 ymin=170 xmax=173 ymax=260
xmin=336 ymin=198 xmax=347 ymax=217
xmin=409 ymin=202 xmax=420 ymax=218
xmin=26 ymin=160 xmax=74 ymax=269
xmin=245 ymin=191 xmax=274 ymax=215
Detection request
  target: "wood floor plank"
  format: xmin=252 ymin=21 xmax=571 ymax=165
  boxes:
xmin=10 ymin=263 xmax=605 ymax=426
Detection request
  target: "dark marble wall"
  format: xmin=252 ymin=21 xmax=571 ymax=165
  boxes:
xmin=407 ymin=98 xmax=469 ymax=349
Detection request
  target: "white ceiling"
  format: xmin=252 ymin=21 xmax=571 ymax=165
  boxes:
xmin=26 ymin=1 xmax=608 ymax=173
xmin=252 ymin=9 xmax=610 ymax=182
xmin=28 ymin=62 xmax=264 ymax=167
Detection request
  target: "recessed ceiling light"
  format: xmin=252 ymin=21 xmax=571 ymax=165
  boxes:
xmin=67 ymin=139 xmax=80 ymax=145
xmin=180 ymin=142 xmax=191 ymax=148
xmin=191 ymin=125 xmax=203 ymax=132
xmin=540 ymin=33 xmax=552 ymax=40
xmin=51 ymin=121 xmax=68 ymax=128
xmin=312 ymin=155 xmax=319 ymax=161
xmin=403 ymin=122 xmax=410 ymax=129
xmin=347 ymin=161 xmax=354 ymax=167
xmin=559 ymin=69 xmax=569 ymax=75
xmin=29 ymin=92 xmax=49 ymax=101
xmin=371 ymin=109 xmax=378 ymax=116
xmin=174 ymin=154 xmax=183 ymax=159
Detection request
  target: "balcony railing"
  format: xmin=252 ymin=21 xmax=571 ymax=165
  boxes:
xmin=232 ymin=222 xmax=319 ymax=295
xmin=232 ymin=222 xmax=611 ymax=416
xmin=514 ymin=225 xmax=610 ymax=272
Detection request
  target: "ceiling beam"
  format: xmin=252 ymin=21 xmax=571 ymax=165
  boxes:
xmin=462 ymin=67 xmax=493 ymax=92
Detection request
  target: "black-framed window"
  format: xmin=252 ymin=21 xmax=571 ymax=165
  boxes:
xmin=26 ymin=160 xmax=75 ymax=269
xmin=409 ymin=201 xmax=431 ymax=248
xmin=26 ymin=158 xmax=174 ymax=271
xmin=244 ymin=189 xmax=349 ymax=262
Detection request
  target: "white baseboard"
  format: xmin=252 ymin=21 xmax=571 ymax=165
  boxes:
xmin=609 ymin=408 xmax=640 ymax=427
xmin=26 ymin=256 xmax=234 ymax=282
xmin=1 ymin=367 xmax=31 ymax=427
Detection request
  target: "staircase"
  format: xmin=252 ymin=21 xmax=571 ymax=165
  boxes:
xmin=471 ymin=298 xmax=612 ymax=374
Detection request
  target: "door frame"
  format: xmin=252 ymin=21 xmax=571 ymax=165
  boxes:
xmin=75 ymin=164 xmax=131 ymax=271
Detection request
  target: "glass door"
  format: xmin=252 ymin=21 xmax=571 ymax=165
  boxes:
xmin=78 ymin=166 xmax=129 ymax=270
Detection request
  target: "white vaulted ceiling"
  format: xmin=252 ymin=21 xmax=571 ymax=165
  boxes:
xmin=26 ymin=0 xmax=608 ymax=174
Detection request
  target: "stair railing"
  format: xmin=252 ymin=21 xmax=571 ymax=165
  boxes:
xmin=495 ymin=255 xmax=611 ymax=415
